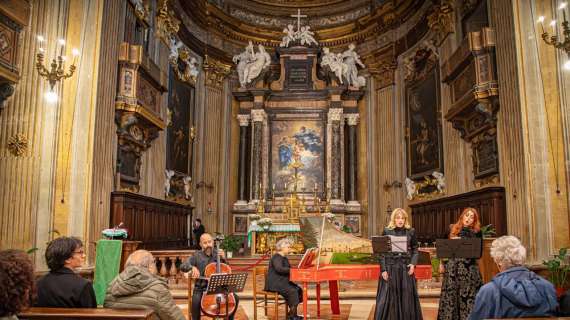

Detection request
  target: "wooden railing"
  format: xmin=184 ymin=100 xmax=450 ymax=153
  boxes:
xmin=409 ymin=187 xmax=506 ymax=243
xmin=111 ymin=192 xmax=193 ymax=250
xmin=150 ymin=249 xmax=195 ymax=289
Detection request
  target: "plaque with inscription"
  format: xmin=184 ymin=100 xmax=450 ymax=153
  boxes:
xmin=285 ymin=59 xmax=313 ymax=90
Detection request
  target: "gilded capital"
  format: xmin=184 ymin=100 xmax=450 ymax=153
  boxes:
xmin=345 ymin=113 xmax=360 ymax=126
xmin=328 ymin=108 xmax=343 ymax=123
xmin=251 ymin=109 xmax=267 ymax=122
xmin=237 ymin=114 xmax=251 ymax=126
xmin=203 ymin=55 xmax=232 ymax=89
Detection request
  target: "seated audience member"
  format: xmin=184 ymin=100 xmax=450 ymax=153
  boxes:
xmin=0 ymin=250 xmax=35 ymax=320
xmin=35 ymin=237 xmax=97 ymax=308
xmin=265 ymin=238 xmax=303 ymax=320
xmin=104 ymin=250 xmax=184 ymax=320
xmin=469 ymin=236 xmax=558 ymax=319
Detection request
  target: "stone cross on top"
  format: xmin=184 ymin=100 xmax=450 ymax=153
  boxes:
xmin=291 ymin=9 xmax=307 ymax=32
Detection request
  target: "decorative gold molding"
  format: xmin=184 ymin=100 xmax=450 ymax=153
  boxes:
xmin=155 ymin=0 xmax=180 ymax=44
xmin=115 ymin=102 xmax=166 ymax=130
xmin=427 ymin=1 xmax=454 ymax=46
xmin=7 ymin=134 xmax=27 ymax=156
xmin=203 ymin=55 xmax=232 ymax=89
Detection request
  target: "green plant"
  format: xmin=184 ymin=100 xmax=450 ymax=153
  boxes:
xmin=542 ymin=247 xmax=570 ymax=288
xmin=480 ymin=224 xmax=496 ymax=239
xmin=221 ymin=235 xmax=242 ymax=253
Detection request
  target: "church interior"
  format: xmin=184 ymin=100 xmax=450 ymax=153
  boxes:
xmin=1 ymin=0 xmax=570 ymax=319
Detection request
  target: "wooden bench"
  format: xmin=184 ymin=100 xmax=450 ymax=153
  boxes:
xmin=19 ymin=307 xmax=155 ymax=319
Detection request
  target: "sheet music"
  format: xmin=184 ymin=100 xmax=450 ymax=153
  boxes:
xmin=389 ymin=235 xmax=407 ymax=253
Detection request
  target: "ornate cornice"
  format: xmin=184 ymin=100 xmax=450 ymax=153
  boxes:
xmin=427 ymin=1 xmax=454 ymax=46
xmin=203 ymin=55 xmax=232 ymax=89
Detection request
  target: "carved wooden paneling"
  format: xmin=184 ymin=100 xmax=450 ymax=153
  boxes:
xmin=111 ymin=191 xmax=193 ymax=250
xmin=409 ymin=187 xmax=506 ymax=243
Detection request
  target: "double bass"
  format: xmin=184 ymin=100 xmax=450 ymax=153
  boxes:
xmin=200 ymin=238 xmax=237 ymax=318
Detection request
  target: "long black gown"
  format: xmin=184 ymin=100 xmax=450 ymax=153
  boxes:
xmin=437 ymin=227 xmax=483 ymax=320
xmin=374 ymin=227 xmax=423 ymax=320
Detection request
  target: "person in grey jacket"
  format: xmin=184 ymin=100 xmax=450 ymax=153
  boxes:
xmin=469 ymin=236 xmax=558 ymax=319
xmin=104 ymin=250 xmax=185 ymax=320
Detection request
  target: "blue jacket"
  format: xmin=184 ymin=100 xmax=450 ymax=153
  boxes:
xmin=469 ymin=266 xmax=558 ymax=319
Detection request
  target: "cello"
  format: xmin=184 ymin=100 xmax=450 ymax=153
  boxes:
xmin=200 ymin=237 xmax=237 ymax=318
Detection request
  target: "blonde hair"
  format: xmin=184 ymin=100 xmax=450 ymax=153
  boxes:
xmin=387 ymin=208 xmax=411 ymax=229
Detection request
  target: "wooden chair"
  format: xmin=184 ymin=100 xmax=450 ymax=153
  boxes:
xmin=19 ymin=307 xmax=154 ymax=319
xmin=252 ymin=266 xmax=288 ymax=320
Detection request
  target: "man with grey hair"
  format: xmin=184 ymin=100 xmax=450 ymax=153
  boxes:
xmin=104 ymin=250 xmax=185 ymax=320
xmin=469 ymin=236 xmax=558 ymax=319
xmin=265 ymin=238 xmax=303 ymax=320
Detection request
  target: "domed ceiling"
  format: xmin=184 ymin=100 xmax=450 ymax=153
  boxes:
xmin=180 ymin=0 xmax=426 ymax=48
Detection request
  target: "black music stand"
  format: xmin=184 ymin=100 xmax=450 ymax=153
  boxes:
xmin=372 ymin=236 xmax=392 ymax=255
xmin=205 ymin=272 xmax=248 ymax=320
xmin=436 ymin=238 xmax=482 ymax=259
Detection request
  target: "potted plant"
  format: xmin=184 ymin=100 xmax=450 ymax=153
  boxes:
xmin=542 ymin=247 xmax=569 ymax=297
xmin=221 ymin=235 xmax=242 ymax=259
xmin=480 ymin=224 xmax=496 ymax=238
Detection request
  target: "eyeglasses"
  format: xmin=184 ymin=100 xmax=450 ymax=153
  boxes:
xmin=73 ymin=249 xmax=85 ymax=255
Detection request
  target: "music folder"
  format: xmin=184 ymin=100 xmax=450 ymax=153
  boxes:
xmin=436 ymin=238 xmax=482 ymax=259
xmin=372 ymin=236 xmax=408 ymax=254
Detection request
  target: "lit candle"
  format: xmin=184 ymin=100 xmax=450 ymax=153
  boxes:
xmin=560 ymin=2 xmax=568 ymax=22
xmin=37 ymin=35 xmax=45 ymax=52
xmin=58 ymin=39 xmax=65 ymax=57
xmin=538 ymin=16 xmax=546 ymax=34
xmin=72 ymin=48 xmax=80 ymax=65
xmin=314 ymin=183 xmax=318 ymax=191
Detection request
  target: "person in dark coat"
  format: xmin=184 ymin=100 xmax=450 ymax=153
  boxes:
xmin=192 ymin=219 xmax=205 ymax=248
xmin=437 ymin=208 xmax=483 ymax=320
xmin=374 ymin=208 xmax=423 ymax=320
xmin=35 ymin=236 xmax=97 ymax=308
xmin=469 ymin=236 xmax=558 ymax=319
xmin=0 ymin=250 xmax=35 ymax=320
xmin=265 ymin=238 xmax=303 ymax=320
xmin=183 ymin=233 xmax=239 ymax=320
xmin=560 ymin=289 xmax=570 ymax=316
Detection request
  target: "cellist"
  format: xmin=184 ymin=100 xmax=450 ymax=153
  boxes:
xmin=184 ymin=233 xmax=240 ymax=320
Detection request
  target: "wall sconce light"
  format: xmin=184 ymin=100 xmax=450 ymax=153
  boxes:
xmin=35 ymin=36 xmax=79 ymax=102
xmin=383 ymin=180 xmax=402 ymax=191
xmin=537 ymin=3 xmax=570 ymax=69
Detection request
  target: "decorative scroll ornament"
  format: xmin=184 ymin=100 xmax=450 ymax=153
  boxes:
xmin=155 ymin=0 xmax=180 ymax=43
xmin=169 ymin=38 xmax=200 ymax=85
xmin=7 ymin=134 xmax=27 ymax=156
xmin=405 ymin=172 xmax=446 ymax=200
xmin=427 ymin=2 xmax=455 ymax=46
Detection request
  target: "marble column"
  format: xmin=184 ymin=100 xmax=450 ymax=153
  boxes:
xmin=236 ymin=114 xmax=250 ymax=204
xmin=327 ymin=108 xmax=343 ymax=203
xmin=345 ymin=113 xmax=359 ymax=204
xmin=250 ymin=109 xmax=266 ymax=201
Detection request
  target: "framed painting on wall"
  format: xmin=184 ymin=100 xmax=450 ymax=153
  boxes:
xmin=344 ymin=214 xmax=361 ymax=236
xmin=268 ymin=113 xmax=326 ymax=198
xmin=406 ymin=64 xmax=444 ymax=180
xmin=233 ymin=214 xmax=249 ymax=235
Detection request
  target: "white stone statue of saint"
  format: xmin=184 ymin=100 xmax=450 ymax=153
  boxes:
xmin=321 ymin=47 xmax=347 ymax=84
xmin=405 ymin=177 xmax=417 ymax=200
xmin=168 ymin=37 xmax=184 ymax=63
xmin=298 ymin=26 xmax=318 ymax=46
xmin=280 ymin=24 xmax=297 ymax=48
xmin=341 ymin=43 xmax=366 ymax=88
xmin=164 ymin=170 xmax=175 ymax=197
xmin=423 ymin=39 xmax=439 ymax=58
xmin=432 ymin=171 xmax=446 ymax=193
xmin=242 ymin=44 xmax=271 ymax=87
xmin=183 ymin=176 xmax=192 ymax=200
xmin=233 ymin=41 xmax=255 ymax=86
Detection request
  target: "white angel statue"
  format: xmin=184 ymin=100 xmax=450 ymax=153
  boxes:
xmin=432 ymin=171 xmax=446 ymax=193
xmin=405 ymin=177 xmax=417 ymax=200
xmin=321 ymin=47 xmax=347 ymax=84
xmin=298 ymin=26 xmax=318 ymax=46
xmin=280 ymin=24 xmax=297 ymax=48
xmin=242 ymin=44 xmax=271 ymax=87
xmin=233 ymin=41 xmax=255 ymax=86
xmin=341 ymin=43 xmax=366 ymax=88
xmin=183 ymin=176 xmax=192 ymax=200
xmin=164 ymin=170 xmax=175 ymax=197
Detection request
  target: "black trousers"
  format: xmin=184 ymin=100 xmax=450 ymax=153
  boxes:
xmin=276 ymin=282 xmax=303 ymax=307
xmin=191 ymin=289 xmax=240 ymax=320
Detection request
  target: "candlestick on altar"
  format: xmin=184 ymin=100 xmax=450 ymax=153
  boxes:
xmin=538 ymin=16 xmax=546 ymax=34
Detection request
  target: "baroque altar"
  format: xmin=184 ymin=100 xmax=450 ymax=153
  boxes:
xmin=230 ymin=15 xmax=367 ymax=254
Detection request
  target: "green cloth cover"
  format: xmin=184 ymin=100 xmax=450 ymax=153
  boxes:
xmin=93 ymin=239 xmax=122 ymax=305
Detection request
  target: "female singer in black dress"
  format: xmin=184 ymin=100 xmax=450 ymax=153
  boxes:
xmin=437 ymin=207 xmax=483 ymax=320
xmin=374 ymin=208 xmax=423 ymax=320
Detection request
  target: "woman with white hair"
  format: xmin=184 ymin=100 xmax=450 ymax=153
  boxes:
xmin=469 ymin=236 xmax=558 ymax=319
xmin=264 ymin=238 xmax=303 ymax=320
xmin=374 ymin=208 xmax=423 ymax=320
